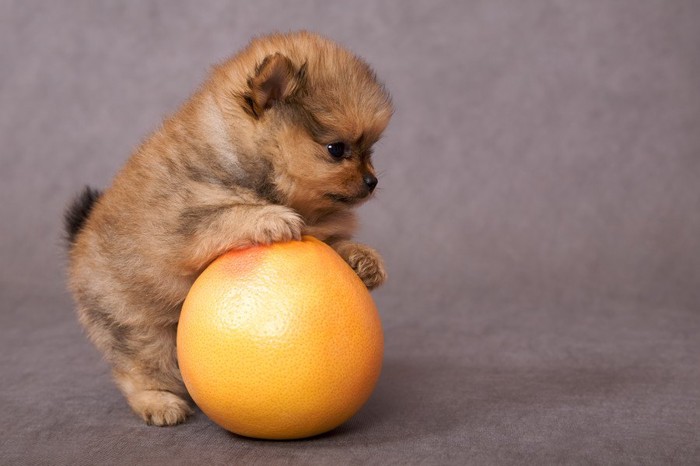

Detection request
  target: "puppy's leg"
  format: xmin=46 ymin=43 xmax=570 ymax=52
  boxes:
xmin=180 ymin=203 xmax=303 ymax=272
xmin=329 ymin=240 xmax=387 ymax=290
xmin=79 ymin=306 xmax=192 ymax=426
xmin=111 ymin=323 xmax=193 ymax=426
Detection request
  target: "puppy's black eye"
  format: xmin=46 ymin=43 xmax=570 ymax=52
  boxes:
xmin=326 ymin=142 xmax=347 ymax=159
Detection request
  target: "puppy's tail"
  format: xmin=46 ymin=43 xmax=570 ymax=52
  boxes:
xmin=64 ymin=186 xmax=102 ymax=248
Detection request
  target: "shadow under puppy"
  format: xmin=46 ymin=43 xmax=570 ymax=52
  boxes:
xmin=64 ymin=31 xmax=392 ymax=426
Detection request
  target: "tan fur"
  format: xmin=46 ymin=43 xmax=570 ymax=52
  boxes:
xmin=67 ymin=31 xmax=392 ymax=426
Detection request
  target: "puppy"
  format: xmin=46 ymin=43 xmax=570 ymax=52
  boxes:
xmin=64 ymin=31 xmax=392 ymax=426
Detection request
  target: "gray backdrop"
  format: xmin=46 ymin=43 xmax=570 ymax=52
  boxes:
xmin=2 ymin=1 xmax=699 ymax=464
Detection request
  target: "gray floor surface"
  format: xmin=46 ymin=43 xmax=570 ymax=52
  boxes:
xmin=2 ymin=1 xmax=699 ymax=464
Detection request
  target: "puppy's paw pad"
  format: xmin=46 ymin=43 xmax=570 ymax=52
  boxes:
xmin=131 ymin=390 xmax=193 ymax=427
xmin=254 ymin=209 xmax=303 ymax=245
xmin=346 ymin=246 xmax=387 ymax=290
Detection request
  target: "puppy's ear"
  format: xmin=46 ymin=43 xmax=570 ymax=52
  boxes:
xmin=245 ymin=53 xmax=306 ymax=118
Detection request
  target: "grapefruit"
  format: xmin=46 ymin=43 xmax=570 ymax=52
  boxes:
xmin=177 ymin=236 xmax=384 ymax=439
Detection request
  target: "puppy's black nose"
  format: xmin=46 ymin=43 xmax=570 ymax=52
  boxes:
xmin=363 ymin=174 xmax=378 ymax=192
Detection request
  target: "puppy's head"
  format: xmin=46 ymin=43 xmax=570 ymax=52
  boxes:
xmin=219 ymin=32 xmax=393 ymax=218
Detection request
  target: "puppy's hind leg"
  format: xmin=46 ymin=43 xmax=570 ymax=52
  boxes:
xmin=80 ymin=307 xmax=193 ymax=426
xmin=110 ymin=324 xmax=193 ymax=426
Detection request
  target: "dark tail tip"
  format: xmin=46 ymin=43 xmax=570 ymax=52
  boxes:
xmin=64 ymin=186 xmax=102 ymax=247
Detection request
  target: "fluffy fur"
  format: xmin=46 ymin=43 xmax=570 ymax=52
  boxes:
xmin=65 ymin=31 xmax=392 ymax=426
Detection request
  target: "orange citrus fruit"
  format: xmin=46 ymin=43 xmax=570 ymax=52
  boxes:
xmin=177 ymin=236 xmax=384 ymax=439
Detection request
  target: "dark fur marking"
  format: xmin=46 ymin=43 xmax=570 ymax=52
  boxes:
xmin=64 ymin=186 xmax=102 ymax=247
xmin=84 ymin=305 xmax=137 ymax=356
xmin=295 ymin=62 xmax=308 ymax=91
xmin=233 ymin=157 xmax=283 ymax=205
xmin=253 ymin=176 xmax=283 ymax=204
xmin=176 ymin=204 xmax=231 ymax=238
xmin=163 ymin=156 xmax=179 ymax=176
xmin=254 ymin=55 xmax=272 ymax=77
xmin=180 ymin=146 xmax=281 ymax=204
xmin=182 ymin=159 xmax=216 ymax=185
xmin=243 ymin=94 xmax=258 ymax=118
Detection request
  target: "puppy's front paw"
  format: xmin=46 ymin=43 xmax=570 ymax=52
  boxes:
xmin=253 ymin=207 xmax=303 ymax=245
xmin=342 ymin=244 xmax=387 ymax=290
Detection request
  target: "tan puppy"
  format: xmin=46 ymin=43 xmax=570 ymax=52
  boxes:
xmin=64 ymin=31 xmax=392 ymax=426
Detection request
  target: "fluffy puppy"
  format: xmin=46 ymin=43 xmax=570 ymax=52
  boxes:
xmin=64 ymin=31 xmax=392 ymax=426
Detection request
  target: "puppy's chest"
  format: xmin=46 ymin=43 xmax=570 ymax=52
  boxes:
xmin=301 ymin=216 xmax=354 ymax=242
